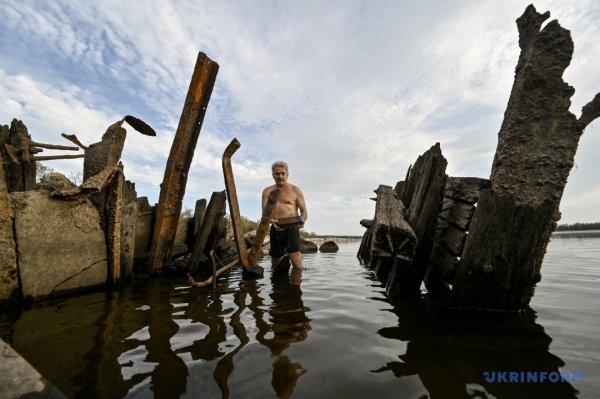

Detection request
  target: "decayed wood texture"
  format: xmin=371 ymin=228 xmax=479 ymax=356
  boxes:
xmin=149 ymin=52 xmax=219 ymax=271
xmin=222 ymin=138 xmax=250 ymax=269
xmin=423 ymin=177 xmax=489 ymax=298
xmin=106 ymin=166 xmax=124 ymax=289
xmin=394 ymin=143 xmax=448 ymax=297
xmin=0 ymin=120 xmax=36 ymax=192
xmin=357 ymin=219 xmax=373 ymax=262
xmin=248 ymin=189 xmax=280 ymax=266
xmin=368 ymin=185 xmax=417 ymax=294
xmin=0 ymin=153 xmax=19 ymax=303
xmin=189 ymin=191 xmax=226 ymax=273
xmin=370 ymin=185 xmax=416 ymax=260
xmin=451 ymin=5 xmax=600 ymax=311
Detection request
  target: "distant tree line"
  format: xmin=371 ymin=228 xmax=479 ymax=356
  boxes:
xmin=555 ymin=222 xmax=600 ymax=231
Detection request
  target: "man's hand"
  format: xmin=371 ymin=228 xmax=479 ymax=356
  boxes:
xmin=271 ymin=218 xmax=283 ymax=231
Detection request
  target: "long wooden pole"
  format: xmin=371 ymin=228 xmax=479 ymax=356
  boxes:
xmin=149 ymin=52 xmax=219 ymax=272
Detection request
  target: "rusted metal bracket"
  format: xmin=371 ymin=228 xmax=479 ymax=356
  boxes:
xmin=248 ymin=189 xmax=280 ymax=266
xmin=222 ymin=138 xmax=254 ymax=271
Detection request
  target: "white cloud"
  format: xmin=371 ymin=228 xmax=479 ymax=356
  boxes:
xmin=1 ymin=0 xmax=599 ymax=235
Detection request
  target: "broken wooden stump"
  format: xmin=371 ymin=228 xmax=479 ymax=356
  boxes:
xmin=366 ymin=185 xmax=417 ymax=293
xmin=189 ymin=191 xmax=226 ymax=273
xmin=451 ymin=5 xmax=600 ymax=311
xmin=149 ymin=52 xmax=219 ymax=272
xmin=0 ymin=120 xmax=36 ymax=192
xmin=393 ymin=143 xmax=448 ymax=297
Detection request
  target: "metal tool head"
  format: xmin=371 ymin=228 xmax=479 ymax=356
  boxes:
xmin=123 ymin=115 xmax=157 ymax=136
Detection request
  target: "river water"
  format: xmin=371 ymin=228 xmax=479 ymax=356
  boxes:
xmin=0 ymin=232 xmax=598 ymax=398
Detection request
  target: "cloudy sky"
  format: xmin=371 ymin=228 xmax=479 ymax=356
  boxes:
xmin=1 ymin=0 xmax=598 ymax=235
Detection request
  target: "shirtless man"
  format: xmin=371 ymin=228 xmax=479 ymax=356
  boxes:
xmin=262 ymin=161 xmax=308 ymax=277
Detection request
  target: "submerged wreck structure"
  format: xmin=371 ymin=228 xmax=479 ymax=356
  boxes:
xmin=0 ymin=53 xmax=244 ymax=306
xmin=358 ymin=5 xmax=600 ymax=312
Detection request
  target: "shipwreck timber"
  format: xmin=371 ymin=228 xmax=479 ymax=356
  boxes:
xmin=359 ymin=5 xmax=600 ymax=312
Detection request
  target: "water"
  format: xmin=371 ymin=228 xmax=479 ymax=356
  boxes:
xmin=1 ymin=233 xmax=598 ymax=398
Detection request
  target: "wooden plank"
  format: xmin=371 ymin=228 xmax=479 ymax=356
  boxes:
xmin=248 ymin=189 xmax=280 ymax=266
xmin=443 ymin=177 xmax=489 ymax=204
xmin=149 ymin=52 xmax=219 ymax=271
xmin=437 ymin=198 xmax=476 ymax=231
xmin=437 ymin=224 xmax=467 ymax=257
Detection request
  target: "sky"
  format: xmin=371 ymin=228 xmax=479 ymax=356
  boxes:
xmin=1 ymin=0 xmax=598 ymax=235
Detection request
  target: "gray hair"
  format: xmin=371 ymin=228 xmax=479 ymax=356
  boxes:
xmin=271 ymin=160 xmax=288 ymax=172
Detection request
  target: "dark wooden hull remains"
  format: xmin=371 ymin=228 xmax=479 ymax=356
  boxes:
xmin=359 ymin=5 xmax=600 ymax=312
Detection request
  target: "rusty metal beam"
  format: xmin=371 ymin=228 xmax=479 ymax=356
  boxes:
xmin=248 ymin=189 xmax=280 ymax=266
xmin=222 ymin=138 xmax=251 ymax=269
xmin=149 ymin=52 xmax=219 ymax=271
xmin=33 ymin=154 xmax=85 ymax=161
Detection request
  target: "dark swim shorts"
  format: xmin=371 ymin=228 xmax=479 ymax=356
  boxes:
xmin=269 ymin=225 xmax=301 ymax=257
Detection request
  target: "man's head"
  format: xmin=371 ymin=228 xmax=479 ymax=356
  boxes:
xmin=271 ymin=160 xmax=289 ymax=187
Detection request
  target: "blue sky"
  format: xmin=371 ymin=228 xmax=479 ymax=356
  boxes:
xmin=1 ymin=0 xmax=598 ymax=235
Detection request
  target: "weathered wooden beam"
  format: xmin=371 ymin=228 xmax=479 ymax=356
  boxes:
xmin=149 ymin=52 xmax=219 ymax=271
xmin=189 ymin=191 xmax=226 ymax=273
xmin=451 ymin=5 xmax=600 ymax=311
xmin=393 ymin=144 xmax=447 ymax=297
xmin=106 ymin=166 xmax=124 ymax=289
xmin=370 ymin=185 xmax=416 ymax=260
xmin=0 ymin=120 xmax=36 ymax=192
xmin=248 ymin=189 xmax=280 ymax=266
xmin=0 ymin=153 xmax=19 ymax=304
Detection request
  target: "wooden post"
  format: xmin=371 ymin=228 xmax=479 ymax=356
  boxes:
xmin=451 ymin=5 xmax=600 ymax=311
xmin=394 ymin=143 xmax=447 ymax=297
xmin=149 ymin=52 xmax=219 ymax=271
xmin=0 ymin=120 xmax=36 ymax=192
xmin=189 ymin=191 xmax=226 ymax=273
xmin=248 ymin=189 xmax=280 ymax=266
xmin=0 ymin=153 xmax=19 ymax=304
xmin=105 ymin=166 xmax=124 ymax=288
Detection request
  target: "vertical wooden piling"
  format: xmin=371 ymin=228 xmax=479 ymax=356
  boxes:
xmin=451 ymin=5 xmax=600 ymax=311
xmin=149 ymin=53 xmax=219 ymax=271
xmin=0 ymin=153 xmax=19 ymax=303
xmin=0 ymin=120 xmax=36 ymax=192
xmin=189 ymin=191 xmax=226 ymax=273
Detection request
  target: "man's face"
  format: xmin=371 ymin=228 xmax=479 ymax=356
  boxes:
xmin=272 ymin=166 xmax=288 ymax=187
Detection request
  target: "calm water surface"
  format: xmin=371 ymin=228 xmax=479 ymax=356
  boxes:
xmin=1 ymin=233 xmax=598 ymax=398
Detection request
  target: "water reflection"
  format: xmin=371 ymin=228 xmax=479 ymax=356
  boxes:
xmin=373 ymin=298 xmax=578 ymax=398
xmin=263 ymin=273 xmax=311 ymax=397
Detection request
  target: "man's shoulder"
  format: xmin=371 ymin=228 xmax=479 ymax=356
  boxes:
xmin=263 ymin=184 xmax=278 ymax=194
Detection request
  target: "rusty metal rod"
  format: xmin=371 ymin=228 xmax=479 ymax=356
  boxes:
xmin=33 ymin=154 xmax=85 ymax=161
xmin=29 ymin=141 xmax=80 ymax=151
xmin=222 ymin=138 xmax=250 ymax=269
